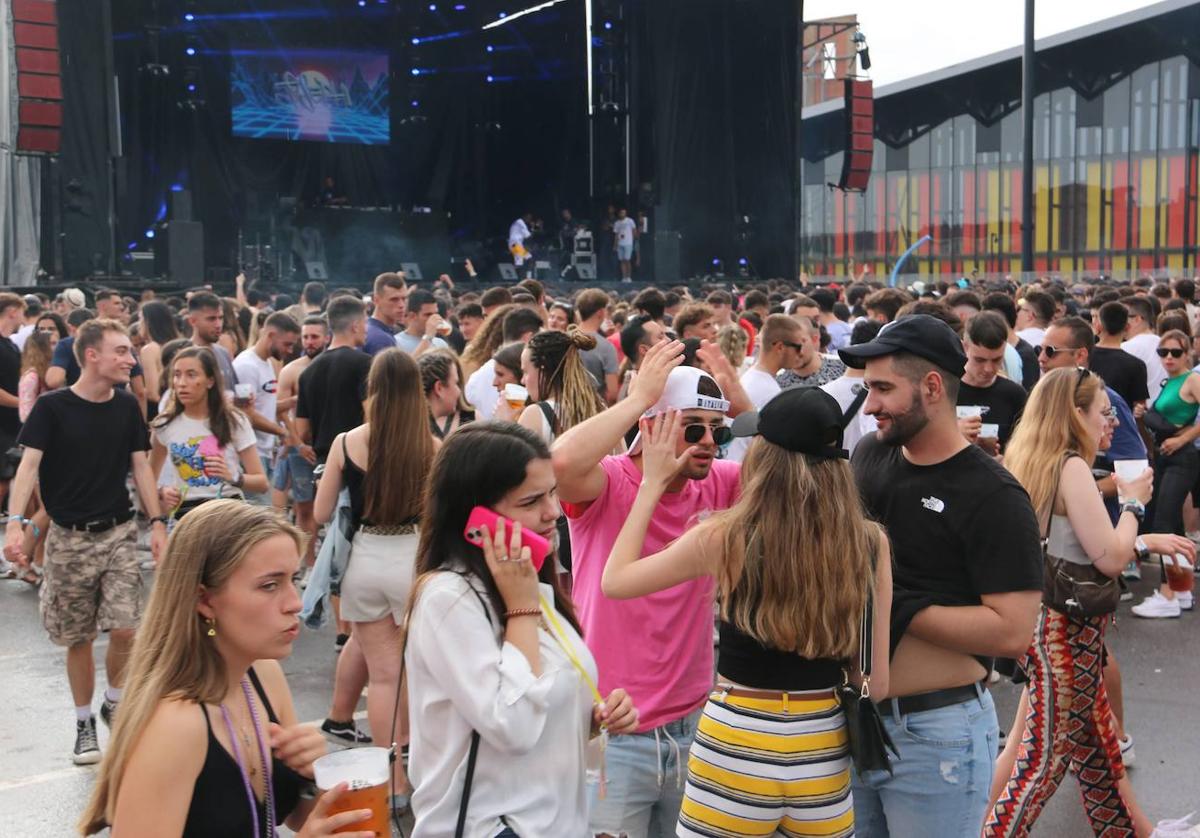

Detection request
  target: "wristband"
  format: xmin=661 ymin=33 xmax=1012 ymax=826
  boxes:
xmin=1134 ymin=536 xmax=1150 ymax=561
xmin=7 ymin=515 xmax=40 ymax=538
xmin=1120 ymin=499 xmax=1145 ymax=521
xmin=149 ymin=515 xmax=169 ymax=527
xmin=505 ymin=608 xmax=540 ymax=619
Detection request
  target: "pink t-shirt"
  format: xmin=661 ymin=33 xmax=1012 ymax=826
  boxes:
xmin=568 ymin=455 xmax=741 ymax=731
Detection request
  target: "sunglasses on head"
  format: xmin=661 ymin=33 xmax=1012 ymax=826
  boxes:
xmin=1037 ymin=344 xmax=1076 ymax=359
xmin=1156 ymin=347 xmax=1187 ymax=359
xmin=682 ymin=423 xmax=733 ymax=446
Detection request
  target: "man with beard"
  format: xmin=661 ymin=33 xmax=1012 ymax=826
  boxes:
xmin=839 ymin=315 xmax=1043 ymax=838
xmin=233 ymin=312 xmax=300 ymax=504
xmin=552 ymin=341 xmax=742 ymax=838
xmin=274 ymin=316 xmax=327 ymax=567
xmin=186 ymin=291 xmax=238 ymax=393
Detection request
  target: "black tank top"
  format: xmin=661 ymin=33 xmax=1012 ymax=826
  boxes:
xmin=182 ymin=668 xmax=305 ymax=838
xmin=717 ymin=618 xmax=845 ymax=691
xmin=341 ymin=434 xmax=420 ymax=531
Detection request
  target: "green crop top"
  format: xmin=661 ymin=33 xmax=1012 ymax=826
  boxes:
xmin=1152 ymin=372 xmax=1199 ymax=427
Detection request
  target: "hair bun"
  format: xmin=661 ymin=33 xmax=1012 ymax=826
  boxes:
xmin=566 ymin=325 xmax=597 ymax=352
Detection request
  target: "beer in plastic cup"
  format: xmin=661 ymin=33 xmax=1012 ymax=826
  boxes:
xmin=1163 ymin=554 xmax=1195 ymax=594
xmin=980 ymin=423 xmax=999 ymax=439
xmin=1114 ymin=459 xmax=1150 ymax=482
xmin=436 ymin=318 xmax=453 ymax=337
xmin=956 ymin=405 xmax=983 ymax=419
xmin=312 ymin=746 xmax=391 ymax=836
xmin=504 ymin=383 xmax=529 ymax=413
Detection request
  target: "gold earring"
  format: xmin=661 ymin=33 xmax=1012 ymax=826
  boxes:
xmin=205 ymin=618 xmax=216 ymax=637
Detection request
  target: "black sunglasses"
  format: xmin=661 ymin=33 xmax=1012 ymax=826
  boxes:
xmin=779 ymin=340 xmax=807 ymax=351
xmin=683 ymin=423 xmax=733 ymax=446
xmin=1037 ymin=344 xmax=1076 ymax=358
xmin=1074 ymin=366 xmax=1091 ymax=394
xmin=1156 ymin=347 xmax=1187 ymax=359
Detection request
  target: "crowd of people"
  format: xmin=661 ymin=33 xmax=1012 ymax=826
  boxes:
xmin=1 ymin=268 xmax=1199 ymax=837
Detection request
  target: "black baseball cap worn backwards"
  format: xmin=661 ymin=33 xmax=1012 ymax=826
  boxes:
xmin=730 ymin=387 xmax=848 ymax=461
xmin=836 ymin=313 xmax=966 ymax=378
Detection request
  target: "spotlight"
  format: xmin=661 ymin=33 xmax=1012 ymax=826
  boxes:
xmin=411 ymin=68 xmax=422 ymax=76
xmin=145 ymin=229 xmax=156 ymax=239
xmin=711 ymin=258 xmax=721 ymax=267
xmin=184 ymin=12 xmax=195 ymax=21
xmin=486 ymin=74 xmax=495 ymax=83
xmin=486 ymin=44 xmax=494 ymax=52
xmin=738 ymin=257 xmax=748 ymax=266
xmin=411 ymin=99 xmax=419 ymax=107
xmin=187 ymin=83 xmax=196 ymax=92
xmin=358 ymin=0 xmax=366 ymax=6
xmin=428 ymin=2 xmax=437 ymax=9
xmin=604 ymin=20 xmax=612 ymax=29
xmin=185 ymin=46 xmax=196 ymax=56
xmin=411 ymin=36 xmax=420 ymax=44
xmin=454 ymin=2 xmax=467 ymax=8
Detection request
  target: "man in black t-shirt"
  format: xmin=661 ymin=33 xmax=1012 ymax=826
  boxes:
xmin=839 ymin=315 xmax=1042 ymax=838
xmin=956 ymin=311 xmax=1027 ymax=455
xmin=0 ymin=294 xmax=27 ymax=497
xmin=1090 ymin=301 xmax=1150 ymax=413
xmin=296 ymin=295 xmax=372 ymax=462
xmin=3 ymin=319 xmax=167 ymax=766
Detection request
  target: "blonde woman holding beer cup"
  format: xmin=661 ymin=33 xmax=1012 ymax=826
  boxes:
xmin=80 ymin=501 xmax=375 ymax=838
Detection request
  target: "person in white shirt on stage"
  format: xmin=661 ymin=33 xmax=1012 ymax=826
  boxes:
xmin=613 ymin=208 xmax=638 ymax=282
xmin=508 ymin=213 xmax=535 ymax=270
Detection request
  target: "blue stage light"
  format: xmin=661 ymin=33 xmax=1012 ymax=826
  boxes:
xmin=428 ymin=2 xmax=437 ymax=9
xmin=454 ymin=3 xmax=466 ymax=8
xmin=358 ymin=0 xmax=366 ymax=6
xmin=127 ymin=242 xmax=139 ymax=250
xmin=498 ymin=11 xmax=506 ymax=17
xmin=184 ymin=12 xmax=195 ymax=21
xmin=411 ymin=99 xmax=419 ymax=107
xmin=486 ymin=44 xmax=494 ymax=52
xmin=146 ymin=229 xmax=156 ymax=239
xmin=187 ymin=83 xmax=196 ymax=92
xmin=170 ymin=183 xmax=184 ymax=192
xmin=486 ymin=74 xmax=495 ymax=83
xmin=604 ymin=21 xmax=613 ymax=29
xmin=411 ymin=36 xmax=420 ymax=44
xmin=712 ymin=258 xmax=721 ymax=266
xmin=738 ymin=257 xmax=748 ymax=266
xmin=411 ymin=68 xmax=422 ymax=76
xmin=185 ymin=47 xmax=196 ymax=56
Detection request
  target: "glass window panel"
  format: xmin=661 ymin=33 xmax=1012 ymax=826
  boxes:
xmin=1104 ymin=76 xmax=1130 ymax=156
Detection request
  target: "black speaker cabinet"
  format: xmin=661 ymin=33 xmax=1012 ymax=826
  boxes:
xmin=653 ymin=231 xmax=682 ymax=284
xmin=154 ymin=221 xmax=204 ymax=285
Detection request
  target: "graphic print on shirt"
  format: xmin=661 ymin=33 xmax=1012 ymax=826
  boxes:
xmin=169 ymin=434 xmax=223 ymax=487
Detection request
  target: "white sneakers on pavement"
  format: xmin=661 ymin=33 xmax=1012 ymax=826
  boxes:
xmin=1132 ymin=591 xmax=1182 ymax=619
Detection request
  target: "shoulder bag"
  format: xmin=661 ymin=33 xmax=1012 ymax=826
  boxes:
xmin=1041 ymin=455 xmax=1121 ymax=617
xmin=835 ymin=587 xmax=899 ymax=776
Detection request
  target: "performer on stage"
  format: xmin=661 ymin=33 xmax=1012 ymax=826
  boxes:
xmin=508 ymin=212 xmax=535 ymax=270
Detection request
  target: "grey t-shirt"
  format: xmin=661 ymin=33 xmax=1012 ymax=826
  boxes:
xmin=580 ymin=332 xmax=618 ymax=395
xmin=395 ymin=331 xmax=449 ymax=355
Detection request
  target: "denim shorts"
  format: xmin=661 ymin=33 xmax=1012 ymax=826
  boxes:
xmin=245 ymin=452 xmax=274 ymax=506
xmin=588 ymin=708 xmax=700 ymax=838
xmin=852 ymin=685 xmax=998 ymax=838
xmin=617 ymin=242 xmax=635 ymax=262
xmin=273 ymin=445 xmax=315 ymax=503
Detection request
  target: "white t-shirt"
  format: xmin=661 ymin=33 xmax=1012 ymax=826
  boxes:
xmin=11 ymin=323 xmax=34 ymax=351
xmin=1122 ymin=332 xmax=1167 ymax=401
xmin=613 ymin=217 xmax=637 ymax=246
xmin=508 ymin=218 xmax=532 ymax=247
xmin=153 ymin=412 xmax=257 ymax=501
xmin=1016 ymin=326 xmax=1046 ymax=348
xmin=465 ymin=359 xmax=500 ymax=421
xmin=232 ymin=349 xmax=279 ymax=457
xmin=725 ymin=367 xmax=782 ymax=463
xmin=821 ymin=375 xmax=878 ymax=457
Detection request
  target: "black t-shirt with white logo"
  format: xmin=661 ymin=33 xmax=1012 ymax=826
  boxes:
xmin=957 ymin=378 xmax=1028 ymax=448
xmin=852 ymin=434 xmax=1042 ymax=660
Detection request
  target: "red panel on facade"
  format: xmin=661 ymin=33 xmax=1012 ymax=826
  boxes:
xmin=13 ymin=21 xmax=58 ymax=50
xmin=16 ymin=47 xmax=58 ymax=74
xmin=17 ymin=73 xmax=61 ymax=99
xmin=19 ymin=100 xmax=62 ymax=127
xmin=12 ymin=0 xmax=57 ymax=24
xmin=1166 ymin=154 xmax=1185 ymax=249
xmin=16 ymin=126 xmax=60 ymax=153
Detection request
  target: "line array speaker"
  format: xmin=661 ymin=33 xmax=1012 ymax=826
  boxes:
xmin=836 ymin=78 xmax=873 ymax=192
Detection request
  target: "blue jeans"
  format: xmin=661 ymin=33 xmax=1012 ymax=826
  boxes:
xmin=588 ymin=708 xmax=700 ymax=838
xmin=245 ymin=453 xmax=274 ymax=506
xmin=852 ymin=685 xmax=998 ymax=838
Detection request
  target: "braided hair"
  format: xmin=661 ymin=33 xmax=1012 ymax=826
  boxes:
xmin=526 ymin=326 xmax=606 ymax=435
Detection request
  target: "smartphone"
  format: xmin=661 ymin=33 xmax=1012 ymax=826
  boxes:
xmin=464 ymin=506 xmax=551 ymax=572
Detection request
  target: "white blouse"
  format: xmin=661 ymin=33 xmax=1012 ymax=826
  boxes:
xmin=406 ymin=572 xmax=598 ymax=838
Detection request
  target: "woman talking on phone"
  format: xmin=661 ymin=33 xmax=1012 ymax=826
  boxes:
xmin=601 ymin=388 xmax=891 ymax=838
xmin=404 ymin=422 xmax=640 ymax=837
xmin=79 ymin=500 xmax=374 ymax=837
xmin=150 ymin=347 xmax=267 ymax=521
xmin=314 ymin=348 xmax=434 ymax=799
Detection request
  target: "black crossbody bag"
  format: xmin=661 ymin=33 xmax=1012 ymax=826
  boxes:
xmin=834 ymin=589 xmax=900 ymax=776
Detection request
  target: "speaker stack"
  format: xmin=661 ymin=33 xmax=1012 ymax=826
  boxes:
xmin=11 ymin=0 xmax=63 ymax=155
xmin=836 ymin=78 xmax=874 ymax=192
xmin=155 ymin=189 xmax=205 ymax=285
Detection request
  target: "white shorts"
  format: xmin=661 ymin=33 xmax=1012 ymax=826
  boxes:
xmin=339 ymin=529 xmax=419 ymax=624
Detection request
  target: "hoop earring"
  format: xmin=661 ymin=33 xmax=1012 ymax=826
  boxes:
xmin=205 ymin=618 xmax=216 ymax=638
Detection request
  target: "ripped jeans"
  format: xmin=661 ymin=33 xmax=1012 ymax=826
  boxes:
xmin=852 ymin=686 xmax=998 ymax=838
xmin=587 ymin=709 xmax=700 ymax=838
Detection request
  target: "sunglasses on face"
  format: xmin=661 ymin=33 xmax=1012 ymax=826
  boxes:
xmin=1156 ymin=347 xmax=1187 ymax=359
xmin=1037 ymin=344 xmax=1076 ymax=359
xmin=779 ymin=341 xmax=807 ymax=351
xmin=682 ymin=423 xmax=733 ymax=446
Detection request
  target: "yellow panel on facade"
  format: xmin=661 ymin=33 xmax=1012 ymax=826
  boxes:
xmin=1087 ymin=162 xmax=1101 ymax=251
xmin=1036 ymin=164 xmax=1050 ymax=253
xmin=1139 ymin=159 xmax=1157 ymax=250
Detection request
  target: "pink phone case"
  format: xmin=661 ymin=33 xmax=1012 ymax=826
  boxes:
xmin=197 ymin=435 xmax=222 ymax=459
xmin=464 ymin=506 xmax=551 ymax=572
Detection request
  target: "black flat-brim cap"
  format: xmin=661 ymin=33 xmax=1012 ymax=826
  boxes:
xmin=730 ymin=386 xmax=848 ymax=460
xmin=837 ymin=313 xmax=966 ymax=378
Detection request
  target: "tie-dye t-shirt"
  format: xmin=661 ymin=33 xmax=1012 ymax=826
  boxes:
xmin=151 ymin=412 xmax=257 ymax=500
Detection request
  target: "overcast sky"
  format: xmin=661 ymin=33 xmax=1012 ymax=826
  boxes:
xmin=805 ymin=0 xmax=1164 ymax=87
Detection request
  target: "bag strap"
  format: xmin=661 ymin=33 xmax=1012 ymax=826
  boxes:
xmin=858 ymin=587 xmax=873 ymax=679
xmin=455 ymin=581 xmax=499 ymax=838
xmin=536 ymin=400 xmax=559 ymax=438
xmin=842 ymin=385 xmax=869 ymax=431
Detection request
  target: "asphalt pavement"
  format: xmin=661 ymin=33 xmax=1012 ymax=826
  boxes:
xmin=1 ymin=562 xmax=1197 ymax=838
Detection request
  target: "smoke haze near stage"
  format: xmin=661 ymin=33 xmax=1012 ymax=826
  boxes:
xmin=230 ymin=49 xmax=389 ymax=145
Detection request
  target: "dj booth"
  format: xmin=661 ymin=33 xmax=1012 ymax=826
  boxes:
xmin=287 ymin=206 xmax=451 ymax=284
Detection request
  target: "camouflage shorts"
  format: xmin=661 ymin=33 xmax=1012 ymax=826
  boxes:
xmin=40 ymin=521 xmax=142 ymax=647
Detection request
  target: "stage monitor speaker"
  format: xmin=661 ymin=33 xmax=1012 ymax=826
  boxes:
xmin=12 ymin=0 xmax=62 ymax=155
xmin=497 ymin=263 xmax=519 ymax=281
xmin=400 ymin=262 xmax=423 ymax=281
xmin=154 ymin=221 xmax=205 ymax=285
xmin=837 ymin=79 xmax=874 ymax=192
xmin=653 ymin=231 xmax=682 ymax=284
xmin=305 ymin=261 xmax=328 ymax=280
xmin=574 ymin=264 xmax=596 ymax=281
xmin=169 ymin=190 xmax=193 ymax=221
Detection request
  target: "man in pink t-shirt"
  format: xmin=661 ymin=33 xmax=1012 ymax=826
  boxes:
xmin=553 ymin=341 xmax=741 ymax=838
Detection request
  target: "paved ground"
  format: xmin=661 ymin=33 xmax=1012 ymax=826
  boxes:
xmin=1 ymin=563 xmax=1197 ymax=838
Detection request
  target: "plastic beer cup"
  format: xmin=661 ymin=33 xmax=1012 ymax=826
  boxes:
xmin=312 ymin=747 xmax=391 ymax=836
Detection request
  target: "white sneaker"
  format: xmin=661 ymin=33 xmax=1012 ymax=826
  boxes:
xmin=1132 ymin=591 xmax=1182 ymax=619
xmin=1122 ymin=561 xmax=1142 ymax=581
xmin=1119 ymin=734 xmax=1136 ymax=768
xmin=1179 ymin=591 xmax=1194 ymax=611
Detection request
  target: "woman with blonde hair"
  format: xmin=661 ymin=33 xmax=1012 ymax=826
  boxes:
xmin=603 ymin=388 xmax=891 ymax=838
xmin=985 ymin=367 xmax=1165 ymax=837
xmin=79 ymin=500 xmax=373 ymax=837
xmin=518 ymin=326 xmax=607 ymax=444
xmin=715 ymin=323 xmax=749 ymax=372
xmin=419 ymin=349 xmax=474 ymax=440
xmin=18 ymin=330 xmax=56 ymax=422
xmin=460 ymin=302 xmax=517 ymax=379
xmin=314 ymin=348 xmax=436 ymax=802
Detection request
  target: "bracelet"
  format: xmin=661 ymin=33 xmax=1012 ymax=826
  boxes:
xmin=7 ymin=515 xmax=41 ymax=539
xmin=149 ymin=515 xmax=169 ymax=527
xmin=504 ymin=608 xmax=541 ymax=619
xmin=1119 ymin=499 xmax=1145 ymax=521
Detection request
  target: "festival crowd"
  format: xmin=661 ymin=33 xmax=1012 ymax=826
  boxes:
xmin=2 ymin=269 xmax=1199 ymax=838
